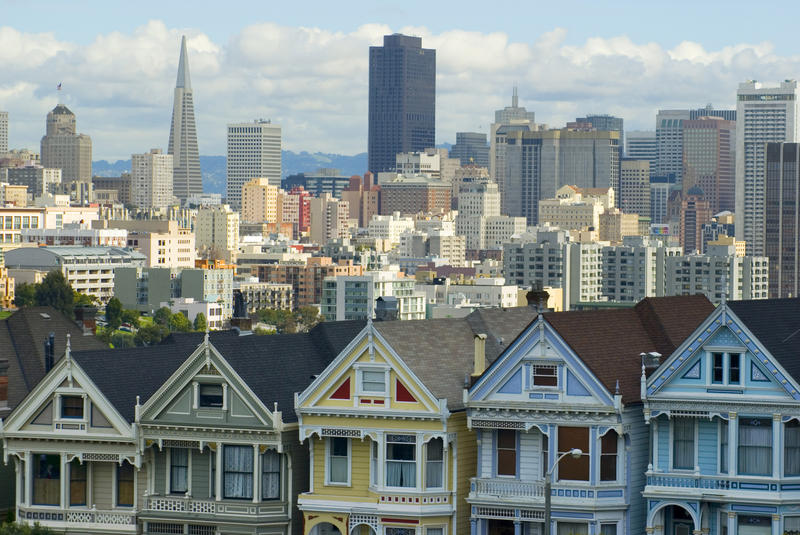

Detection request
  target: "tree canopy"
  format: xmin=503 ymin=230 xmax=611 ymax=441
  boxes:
xmin=193 ymin=312 xmax=207 ymax=332
xmin=105 ymin=297 xmax=123 ymax=330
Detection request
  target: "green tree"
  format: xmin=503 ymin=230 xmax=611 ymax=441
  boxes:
xmin=13 ymin=282 xmax=36 ymax=308
xmin=121 ymin=309 xmax=140 ymax=328
xmin=253 ymin=326 xmax=276 ymax=335
xmin=256 ymin=308 xmax=296 ymax=333
xmin=168 ymin=312 xmax=192 ymax=332
xmin=73 ymin=291 xmax=97 ymax=307
xmin=193 ymin=312 xmax=207 ymax=332
xmin=134 ymin=324 xmax=169 ymax=346
xmin=153 ymin=306 xmax=172 ymax=326
xmin=105 ymin=297 xmax=123 ymax=330
xmin=296 ymin=305 xmax=322 ymax=332
xmin=0 ymin=522 xmax=56 ymax=534
xmin=110 ymin=331 xmax=135 ymax=349
xmin=34 ymin=270 xmax=74 ymax=316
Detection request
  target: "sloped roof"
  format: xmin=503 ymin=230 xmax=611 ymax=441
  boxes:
xmin=727 ymin=298 xmax=800 ymax=385
xmin=0 ymin=306 xmax=105 ymax=414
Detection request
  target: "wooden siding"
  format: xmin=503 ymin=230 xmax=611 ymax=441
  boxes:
xmin=698 ymin=418 xmax=718 ymax=475
xmin=657 ymin=415 xmax=669 ymax=471
xmin=191 ymin=449 xmax=212 ymax=499
xmin=622 ymin=406 xmax=648 ymax=535
xmin=453 ymin=412 xmax=477 ymax=535
xmin=479 ymin=429 xmax=493 ymax=478
xmin=519 ymin=428 xmax=542 ymax=481
xmin=92 ymin=462 xmax=113 ymax=509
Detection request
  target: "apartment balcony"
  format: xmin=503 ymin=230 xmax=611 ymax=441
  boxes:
xmin=141 ymin=495 xmax=288 ymax=522
xmin=644 ymin=472 xmax=800 ymax=503
xmin=468 ymin=477 xmax=626 ymax=507
xmin=17 ymin=505 xmax=137 ymax=533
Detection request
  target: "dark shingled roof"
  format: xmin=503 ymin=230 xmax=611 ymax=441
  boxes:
xmin=727 ymin=298 xmax=800 ymax=384
xmin=1 ymin=306 xmax=105 ymax=415
xmin=71 ymin=321 xmax=366 ymax=423
xmin=544 ymin=295 xmax=714 ymax=404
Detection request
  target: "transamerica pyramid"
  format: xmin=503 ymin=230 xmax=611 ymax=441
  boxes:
xmin=168 ymin=35 xmax=202 ymax=201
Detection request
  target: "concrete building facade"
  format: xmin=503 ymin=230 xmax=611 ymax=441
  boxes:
xmin=227 ymin=120 xmax=282 ymax=208
xmin=131 ymin=149 xmax=173 ymax=210
xmin=619 ymin=158 xmax=651 ymax=218
xmin=168 ymin=36 xmax=202 ymax=201
xmin=40 ymin=104 xmax=91 ymax=186
xmin=683 ymin=116 xmax=735 ymax=214
xmin=241 ymin=177 xmax=279 ymax=223
xmin=321 ymin=269 xmax=426 ymax=321
xmin=196 ymin=204 xmax=239 ymax=260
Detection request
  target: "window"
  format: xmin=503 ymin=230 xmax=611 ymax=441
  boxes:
xmin=532 ymin=364 xmax=558 ymax=387
xmin=328 ymin=437 xmax=349 ymax=484
xmin=426 ymin=529 xmax=444 ymax=535
xmin=69 ymin=459 xmax=86 ymax=506
xmin=557 ymin=522 xmax=588 ymax=535
xmin=371 ymin=441 xmax=379 ymax=486
xmin=117 ymin=462 xmax=134 ymax=507
xmin=209 ymin=453 xmax=216 ymax=499
xmin=386 ymin=529 xmax=414 ymax=535
xmin=720 ymin=420 xmax=728 ymax=473
xmin=600 ymin=430 xmax=618 ymax=481
xmin=542 ymin=434 xmax=549 ymax=478
xmin=261 ymin=450 xmax=280 ymax=499
xmin=425 ymin=438 xmax=444 ymax=488
xmin=729 ymin=354 xmax=741 ymax=383
xmin=557 ymin=427 xmax=589 ymax=481
xmin=170 ymin=448 xmax=188 ymax=493
xmin=386 ymin=434 xmax=416 ymax=488
xmin=361 ymin=369 xmax=386 ymax=394
xmin=61 ymin=396 xmax=83 ymax=419
xmin=673 ymin=418 xmax=695 ymax=470
xmin=785 ymin=517 xmax=800 ymax=535
xmin=496 ymin=430 xmax=517 ymax=477
xmin=33 ymin=454 xmax=60 ymax=505
xmin=712 ymin=353 xmax=724 ymax=383
xmin=599 ymin=525 xmax=617 ymax=535
xmin=739 ymin=418 xmax=772 ymax=475
xmin=737 ymin=515 xmax=771 ymax=535
xmin=199 ymin=384 xmax=223 ymax=408
xmin=223 ymin=445 xmax=253 ymax=499
xmin=785 ymin=420 xmax=800 ymax=476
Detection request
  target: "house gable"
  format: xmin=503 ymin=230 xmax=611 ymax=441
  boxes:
xmin=647 ymin=305 xmax=800 ymax=402
xmin=469 ymin=316 xmax=614 ymax=407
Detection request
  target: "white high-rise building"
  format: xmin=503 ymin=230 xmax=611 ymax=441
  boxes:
xmin=132 ymin=149 xmax=173 ymax=210
xmin=196 ymin=204 xmax=240 ymax=261
xmin=490 ymin=88 xmax=536 ymax=199
xmin=625 ymin=130 xmax=656 ymax=174
xmin=735 ymin=80 xmax=800 ymax=256
xmin=656 ymin=110 xmax=690 ymax=185
xmin=226 ymin=120 xmax=281 ymax=209
xmin=0 ymin=111 xmax=8 ymax=154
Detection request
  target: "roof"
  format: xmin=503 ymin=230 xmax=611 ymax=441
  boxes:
xmin=544 ymin=295 xmax=714 ymax=404
xmin=0 ymin=306 xmax=105 ymax=414
xmin=72 ymin=321 xmax=366 ymax=423
xmin=50 ymin=104 xmax=74 ymax=115
xmin=727 ymin=299 xmax=800 ymax=385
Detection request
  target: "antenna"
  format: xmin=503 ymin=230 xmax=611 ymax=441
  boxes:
xmin=512 ymin=85 xmax=519 ymax=108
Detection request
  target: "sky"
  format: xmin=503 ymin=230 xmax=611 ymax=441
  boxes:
xmin=3 ymin=0 xmax=800 ymax=161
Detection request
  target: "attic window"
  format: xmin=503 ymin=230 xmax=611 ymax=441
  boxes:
xmin=61 ymin=396 xmax=84 ymax=419
xmin=199 ymin=384 xmax=223 ymax=408
xmin=532 ymin=365 xmax=558 ymax=387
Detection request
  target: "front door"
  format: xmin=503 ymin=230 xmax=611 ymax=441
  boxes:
xmin=673 ymin=521 xmax=692 ymax=535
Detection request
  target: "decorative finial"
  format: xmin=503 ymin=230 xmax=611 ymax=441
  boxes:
xmin=65 ymin=333 xmax=71 ymax=361
xmin=615 ymin=379 xmax=620 ymax=396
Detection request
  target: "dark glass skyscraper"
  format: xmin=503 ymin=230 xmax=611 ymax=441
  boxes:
xmin=766 ymin=142 xmax=800 ymax=298
xmin=368 ymin=34 xmax=435 ymax=174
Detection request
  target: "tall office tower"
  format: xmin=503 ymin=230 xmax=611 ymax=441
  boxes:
xmin=490 ymin=87 xmax=536 ymax=196
xmin=449 ymin=132 xmax=489 ymax=168
xmin=0 ymin=111 xmax=7 ymax=154
xmin=679 ymin=186 xmax=712 ymax=254
xmin=576 ymin=114 xmax=624 ymax=160
xmin=649 ymin=174 xmax=678 ymax=224
xmin=241 ymin=177 xmax=279 ymax=223
xmin=682 ymin=117 xmax=735 ymax=214
xmin=40 ymin=104 xmax=92 ymax=185
xmin=498 ymin=128 xmax=620 ymax=224
xmin=625 ymin=131 xmax=657 ymax=174
xmin=226 ymin=120 xmax=282 ymax=209
xmin=689 ymin=104 xmax=736 ymax=121
xmin=368 ymin=34 xmax=435 ymax=174
xmin=656 ymin=110 xmax=690 ymax=187
xmin=736 ymin=80 xmax=800 ymax=256
xmin=619 ymin=159 xmax=651 ymax=217
xmin=765 ymin=143 xmax=800 ymax=297
xmin=131 ymin=149 xmax=174 ymax=210
xmin=168 ymin=35 xmax=202 ymax=202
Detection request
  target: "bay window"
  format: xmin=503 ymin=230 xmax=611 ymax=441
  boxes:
xmin=386 ymin=434 xmax=416 ymax=488
xmin=327 ymin=437 xmax=349 ymax=484
xmin=496 ymin=430 xmax=517 ymax=477
xmin=672 ymin=418 xmax=695 ymax=470
xmin=600 ymin=430 xmax=618 ymax=481
xmin=738 ymin=418 xmax=772 ymax=475
xmin=223 ymin=445 xmax=253 ymax=499
xmin=69 ymin=459 xmax=86 ymax=506
xmin=557 ymin=427 xmax=589 ymax=481
xmin=33 ymin=454 xmax=60 ymax=505
xmin=786 ymin=420 xmax=800 ymax=476
xmin=170 ymin=448 xmax=188 ymax=493
xmin=425 ymin=438 xmax=444 ymax=488
xmin=117 ymin=461 xmax=134 ymax=507
xmin=261 ymin=450 xmax=280 ymax=499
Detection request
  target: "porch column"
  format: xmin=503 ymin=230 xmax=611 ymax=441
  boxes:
xmin=772 ymin=514 xmax=781 ymax=535
xmin=728 ymin=413 xmax=736 ymax=476
xmin=215 ymin=444 xmax=223 ymax=501
xmin=252 ymin=444 xmax=260 ymax=503
xmin=514 ymin=519 xmax=521 ymax=535
xmin=652 ymin=419 xmax=659 ymax=471
xmin=60 ymin=453 xmax=68 ymax=509
xmin=772 ymin=414 xmax=781 ymax=479
xmin=727 ymin=512 xmax=736 ymax=535
xmin=15 ymin=457 xmax=22 ymax=508
xmin=470 ymin=518 xmax=477 ymax=535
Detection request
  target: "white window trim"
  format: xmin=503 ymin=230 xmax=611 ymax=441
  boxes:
xmin=354 ymin=363 xmax=390 ymax=398
xmin=325 ymin=437 xmax=351 ymax=487
xmin=424 ymin=525 xmax=447 ymax=535
xmin=423 ymin=437 xmax=446 ymax=490
xmin=669 ymin=417 xmax=698 ymax=472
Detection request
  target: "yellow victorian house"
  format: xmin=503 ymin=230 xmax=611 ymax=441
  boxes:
xmin=295 ymin=312 xmax=535 ymax=535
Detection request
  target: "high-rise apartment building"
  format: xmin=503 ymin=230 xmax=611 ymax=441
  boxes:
xmin=450 ymin=132 xmax=489 ymax=168
xmin=689 ymin=104 xmax=736 ymax=121
xmin=40 ymin=104 xmax=92 ymax=185
xmin=0 ymin=111 xmax=7 ymax=154
xmin=650 ymin=174 xmax=677 ymax=224
xmin=309 ymin=194 xmax=350 ymax=244
xmin=576 ymin=114 xmax=624 ymax=159
xmin=619 ymin=159 xmax=651 ymax=216
xmin=131 ymin=149 xmax=174 ymax=210
xmin=168 ymin=36 xmax=202 ymax=202
xmin=321 ymin=270 xmax=426 ymax=321
xmin=765 ymin=142 xmax=800 ymax=297
xmin=679 ymin=186 xmax=712 ymax=254
xmin=490 ymin=88 xmax=536 ymax=199
xmin=736 ymin=80 xmax=800 ymax=256
xmin=6 ymin=165 xmax=61 ymax=198
xmin=368 ymin=34 xmax=435 ymax=174
xmin=195 ymin=204 xmax=239 ymax=261
xmin=341 ymin=173 xmax=380 ymax=228
xmin=625 ymin=131 xmax=656 ymax=173
xmin=682 ymin=117 xmax=735 ymax=214
xmin=241 ymin=177 xmax=279 ymax=223
xmin=498 ymin=128 xmax=620 ymax=224
xmin=379 ymin=175 xmax=451 ymax=215
xmin=602 ymin=236 xmax=683 ymax=302
xmin=226 ymin=120 xmax=282 ymax=208
xmin=656 ymin=110 xmax=690 ymax=187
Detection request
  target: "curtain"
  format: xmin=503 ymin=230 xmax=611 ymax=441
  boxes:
xmin=599 ymin=525 xmax=617 ymax=535
xmin=261 ymin=450 xmax=280 ymax=499
xmin=117 ymin=462 xmax=134 ymax=507
xmin=738 ymin=515 xmax=771 ymax=535
xmin=557 ymin=522 xmax=588 ymax=535
xmin=224 ymin=446 xmax=253 ymax=499
xmin=170 ymin=448 xmax=188 ymax=493
xmin=426 ymin=438 xmax=444 ymax=488
xmin=33 ymin=454 xmax=60 ymax=506
xmin=673 ymin=418 xmax=695 ymax=470
xmin=329 ymin=438 xmax=349 ymax=483
xmin=386 ymin=440 xmax=415 ymax=487
xmin=720 ymin=420 xmax=728 ymax=473
xmin=785 ymin=422 xmax=800 ymax=476
xmin=69 ymin=459 xmax=86 ymax=506
xmin=784 ymin=516 xmax=800 ymax=535
xmin=738 ymin=419 xmax=772 ymax=475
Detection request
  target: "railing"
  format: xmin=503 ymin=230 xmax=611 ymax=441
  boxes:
xmin=18 ymin=506 xmax=136 ymax=531
xmin=470 ymin=478 xmax=625 ymax=502
xmin=645 ymin=473 xmax=796 ymax=492
xmin=143 ymin=495 xmax=286 ymax=518
xmin=472 ymin=478 xmax=545 ymax=498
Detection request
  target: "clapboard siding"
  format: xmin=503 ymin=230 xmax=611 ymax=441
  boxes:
xmin=191 ymin=449 xmax=211 ymax=499
xmin=623 ymin=405 xmax=648 ymax=535
xmin=698 ymin=419 xmax=718 ymax=475
xmin=453 ymin=412 xmax=477 ymax=535
xmin=519 ymin=429 xmax=541 ymax=481
xmin=92 ymin=462 xmax=113 ymax=509
xmin=153 ymin=449 xmax=166 ymax=495
xmin=479 ymin=430 xmax=493 ymax=478
xmin=657 ymin=416 xmax=670 ymax=471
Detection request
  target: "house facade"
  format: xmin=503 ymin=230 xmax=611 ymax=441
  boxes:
xmin=643 ymin=299 xmax=800 ymax=535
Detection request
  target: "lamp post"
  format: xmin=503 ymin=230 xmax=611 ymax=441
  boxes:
xmin=544 ymin=448 xmax=583 ymax=535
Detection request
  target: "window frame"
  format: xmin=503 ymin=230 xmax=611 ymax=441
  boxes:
xmin=496 ymin=429 xmax=517 ymax=478
xmin=531 ymin=363 xmax=559 ymax=388
xmin=32 ymin=453 xmax=61 ymax=506
xmin=198 ymin=383 xmax=224 ymax=408
xmin=738 ymin=417 xmax=773 ymax=476
xmin=326 ymin=437 xmax=351 ymax=486
xmin=169 ymin=448 xmax=189 ymax=494
xmin=600 ymin=430 xmax=619 ymax=482
xmin=720 ymin=419 xmax=729 ymax=474
xmin=69 ymin=458 xmax=87 ymax=507
xmin=425 ymin=438 xmax=445 ymax=489
xmin=222 ymin=445 xmax=254 ymax=500
xmin=261 ymin=449 xmax=281 ymax=500
xmin=785 ymin=420 xmax=800 ymax=477
xmin=556 ymin=427 xmax=590 ymax=482
xmin=116 ymin=461 xmax=135 ymax=507
xmin=60 ymin=395 xmax=85 ymax=420
xmin=385 ymin=434 xmax=417 ymax=489
xmin=355 ymin=364 xmax=390 ymax=397
xmin=671 ymin=417 xmax=696 ymax=471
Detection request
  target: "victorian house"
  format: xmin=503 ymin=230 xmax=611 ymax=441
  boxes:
xmin=2 ymin=322 xmax=363 ymax=535
xmin=295 ymin=308 xmax=538 ymax=535
xmin=465 ymin=296 xmax=714 ymax=535
xmin=643 ymin=299 xmax=800 ymax=535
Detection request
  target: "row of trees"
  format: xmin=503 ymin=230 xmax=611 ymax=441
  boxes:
xmin=14 ymin=271 xmax=95 ymax=317
xmin=253 ymin=306 xmax=322 ymax=334
xmin=102 ymin=304 xmax=208 ymax=348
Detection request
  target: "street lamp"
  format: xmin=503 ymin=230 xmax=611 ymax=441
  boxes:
xmin=544 ymin=447 xmax=583 ymax=535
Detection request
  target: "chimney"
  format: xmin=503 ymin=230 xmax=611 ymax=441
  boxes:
xmin=0 ymin=357 xmax=9 ymax=409
xmin=473 ymin=333 xmax=487 ymax=377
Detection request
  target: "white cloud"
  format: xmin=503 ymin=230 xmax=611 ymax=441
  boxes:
xmin=1 ymin=21 xmax=800 ymax=161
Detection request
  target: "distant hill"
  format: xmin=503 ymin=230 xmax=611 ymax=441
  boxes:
xmin=92 ymin=151 xmax=368 ymax=195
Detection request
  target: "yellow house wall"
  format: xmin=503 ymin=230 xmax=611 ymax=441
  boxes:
xmin=452 ymin=411 xmax=477 ymax=535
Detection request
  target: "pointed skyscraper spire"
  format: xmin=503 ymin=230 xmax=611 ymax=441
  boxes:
xmin=176 ymin=35 xmax=192 ymax=90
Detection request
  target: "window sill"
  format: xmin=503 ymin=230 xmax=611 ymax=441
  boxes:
xmin=325 ymin=482 xmax=351 ymax=488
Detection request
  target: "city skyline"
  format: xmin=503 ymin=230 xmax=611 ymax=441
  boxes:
xmin=3 ymin=6 xmax=800 ymax=161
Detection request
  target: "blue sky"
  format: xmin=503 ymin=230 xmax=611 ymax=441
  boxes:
xmin=2 ymin=1 xmax=800 ymax=160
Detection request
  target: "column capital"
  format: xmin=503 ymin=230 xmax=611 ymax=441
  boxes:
xmin=645 ymin=529 xmax=655 ymax=535
xmin=728 ymin=512 xmax=737 ymax=518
